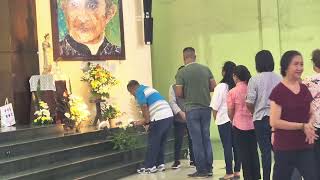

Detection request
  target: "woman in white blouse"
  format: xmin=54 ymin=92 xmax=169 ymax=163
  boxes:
xmin=210 ymin=61 xmax=241 ymax=180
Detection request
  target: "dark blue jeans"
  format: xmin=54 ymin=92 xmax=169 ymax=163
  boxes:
xmin=273 ymin=149 xmax=317 ymax=180
xmin=186 ymin=107 xmax=213 ymax=173
xmin=144 ymin=117 xmax=173 ymax=168
xmin=173 ymin=120 xmax=194 ymax=162
xmin=254 ymin=116 xmax=272 ymax=180
xmin=218 ymin=121 xmax=241 ymax=175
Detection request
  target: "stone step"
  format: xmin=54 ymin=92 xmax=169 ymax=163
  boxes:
xmin=0 ymin=125 xmax=64 ymax=146
xmin=6 ymin=138 xmax=178 ymax=180
xmin=0 ymin=129 xmax=107 ymax=161
xmin=0 ymin=140 xmax=113 ymax=176
xmin=75 ymin=152 xmax=176 ymax=180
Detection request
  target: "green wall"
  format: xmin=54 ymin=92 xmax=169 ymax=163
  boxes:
xmin=152 ymin=0 xmax=320 ymax=98
xmin=151 ymin=1 xmax=320 ymax=157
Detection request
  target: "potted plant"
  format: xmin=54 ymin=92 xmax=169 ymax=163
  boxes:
xmin=101 ymin=104 xmax=122 ymax=128
xmin=112 ymin=121 xmax=136 ymax=146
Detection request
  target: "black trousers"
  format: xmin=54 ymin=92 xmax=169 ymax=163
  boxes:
xmin=273 ymin=149 xmax=317 ymax=180
xmin=233 ymin=127 xmax=261 ymax=180
xmin=315 ymin=128 xmax=320 ymax=180
xmin=173 ymin=120 xmax=194 ymax=162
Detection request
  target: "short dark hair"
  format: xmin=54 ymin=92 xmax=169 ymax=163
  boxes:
xmin=183 ymin=47 xmax=195 ymax=53
xmin=311 ymin=49 xmax=320 ymax=69
xmin=220 ymin=61 xmax=236 ymax=90
xmin=280 ymin=50 xmax=302 ymax=77
xmin=127 ymin=80 xmax=140 ymax=91
xmin=233 ymin=65 xmax=251 ymax=84
xmin=255 ymin=50 xmax=274 ymax=72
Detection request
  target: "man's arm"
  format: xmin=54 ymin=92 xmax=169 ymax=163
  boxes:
xmin=133 ymin=104 xmax=151 ymax=126
xmin=141 ymin=104 xmax=150 ymax=124
xmin=169 ymin=85 xmax=182 ymax=114
xmin=134 ymin=88 xmax=150 ymax=126
xmin=175 ymin=85 xmax=184 ymax=98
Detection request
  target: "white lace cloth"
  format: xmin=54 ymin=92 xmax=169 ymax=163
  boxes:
xmin=29 ymin=75 xmax=56 ymax=92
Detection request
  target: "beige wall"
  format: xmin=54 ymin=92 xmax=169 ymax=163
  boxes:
xmin=35 ymin=0 xmax=152 ymax=122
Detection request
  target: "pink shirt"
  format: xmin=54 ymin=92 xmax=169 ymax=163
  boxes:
xmin=227 ymin=82 xmax=254 ymax=130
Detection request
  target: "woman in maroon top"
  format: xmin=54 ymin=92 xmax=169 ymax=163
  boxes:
xmin=269 ymin=50 xmax=318 ymax=180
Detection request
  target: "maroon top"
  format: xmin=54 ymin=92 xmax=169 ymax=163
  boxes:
xmin=269 ymin=82 xmax=314 ymax=151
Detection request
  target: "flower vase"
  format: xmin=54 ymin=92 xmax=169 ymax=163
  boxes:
xmin=108 ymin=118 xmax=118 ymax=128
xmin=90 ymin=97 xmax=106 ymax=126
xmin=75 ymin=122 xmax=82 ymax=133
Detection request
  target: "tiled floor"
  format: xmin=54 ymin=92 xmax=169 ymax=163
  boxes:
xmin=120 ymin=160 xmax=235 ymax=180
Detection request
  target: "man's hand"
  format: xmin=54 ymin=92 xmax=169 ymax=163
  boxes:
xmin=133 ymin=120 xmax=146 ymax=126
xmin=178 ymin=111 xmax=186 ymax=121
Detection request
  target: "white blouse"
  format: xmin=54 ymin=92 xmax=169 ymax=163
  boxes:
xmin=210 ymin=83 xmax=231 ymax=125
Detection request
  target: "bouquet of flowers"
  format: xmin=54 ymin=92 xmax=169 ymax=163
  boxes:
xmin=64 ymin=95 xmax=90 ymax=129
xmin=33 ymin=101 xmax=53 ymax=125
xmin=81 ymin=64 xmax=118 ymax=99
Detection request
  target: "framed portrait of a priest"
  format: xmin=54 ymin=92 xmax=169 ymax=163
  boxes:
xmin=51 ymin=0 xmax=126 ymax=60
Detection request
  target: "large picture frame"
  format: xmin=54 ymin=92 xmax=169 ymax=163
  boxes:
xmin=50 ymin=0 xmax=126 ymax=61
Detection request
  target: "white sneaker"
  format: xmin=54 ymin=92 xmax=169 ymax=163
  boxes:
xmin=145 ymin=166 xmax=158 ymax=173
xmin=157 ymin=164 xmax=166 ymax=172
xmin=137 ymin=167 xmax=146 ymax=174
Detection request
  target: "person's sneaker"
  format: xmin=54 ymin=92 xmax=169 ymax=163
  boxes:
xmin=189 ymin=161 xmax=195 ymax=167
xmin=157 ymin=164 xmax=166 ymax=172
xmin=208 ymin=169 xmax=213 ymax=176
xmin=137 ymin=167 xmax=146 ymax=174
xmin=171 ymin=161 xmax=181 ymax=169
xmin=145 ymin=166 xmax=158 ymax=174
xmin=187 ymin=172 xmax=208 ymax=178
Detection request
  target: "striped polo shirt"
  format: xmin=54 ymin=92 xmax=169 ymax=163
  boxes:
xmin=136 ymin=85 xmax=173 ymax=121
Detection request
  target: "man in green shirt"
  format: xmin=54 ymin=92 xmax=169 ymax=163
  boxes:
xmin=175 ymin=47 xmax=216 ymax=178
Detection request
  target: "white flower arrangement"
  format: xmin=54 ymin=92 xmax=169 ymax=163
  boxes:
xmin=33 ymin=101 xmax=53 ymax=125
xmin=64 ymin=95 xmax=90 ymax=127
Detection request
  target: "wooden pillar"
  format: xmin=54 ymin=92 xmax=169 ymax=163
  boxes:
xmin=0 ymin=0 xmax=39 ymax=125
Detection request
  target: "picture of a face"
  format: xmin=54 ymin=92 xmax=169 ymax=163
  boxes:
xmin=51 ymin=0 xmax=125 ymax=60
xmin=62 ymin=0 xmax=116 ymax=44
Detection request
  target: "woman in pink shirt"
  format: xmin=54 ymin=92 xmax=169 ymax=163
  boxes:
xmin=227 ymin=65 xmax=261 ymax=180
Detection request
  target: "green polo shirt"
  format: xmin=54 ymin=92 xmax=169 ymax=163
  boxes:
xmin=176 ymin=62 xmax=214 ymax=111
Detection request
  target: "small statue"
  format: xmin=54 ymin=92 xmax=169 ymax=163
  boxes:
xmin=42 ymin=33 xmax=51 ymax=74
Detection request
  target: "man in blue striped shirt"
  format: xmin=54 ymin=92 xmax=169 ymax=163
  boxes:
xmin=127 ymin=80 xmax=173 ymax=174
